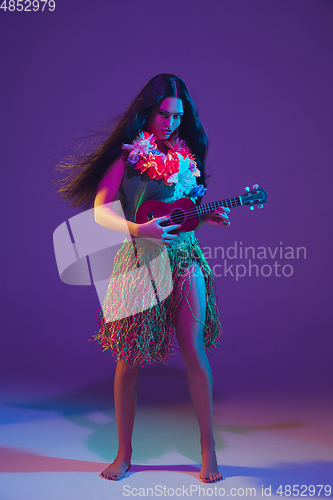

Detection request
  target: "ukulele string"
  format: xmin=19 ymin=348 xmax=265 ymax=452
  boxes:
xmin=165 ymin=199 xmax=243 ymax=224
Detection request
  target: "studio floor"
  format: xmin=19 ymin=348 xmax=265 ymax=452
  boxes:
xmin=0 ymin=384 xmax=332 ymax=500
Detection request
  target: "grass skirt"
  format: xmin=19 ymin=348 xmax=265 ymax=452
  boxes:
xmin=94 ymin=232 xmax=222 ymax=365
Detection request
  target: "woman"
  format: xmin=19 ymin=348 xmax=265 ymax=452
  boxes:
xmin=56 ymin=74 xmax=230 ymax=483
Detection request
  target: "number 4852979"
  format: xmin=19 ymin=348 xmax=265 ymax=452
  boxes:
xmin=0 ymin=0 xmax=55 ymax=11
xmin=276 ymin=485 xmax=332 ymax=496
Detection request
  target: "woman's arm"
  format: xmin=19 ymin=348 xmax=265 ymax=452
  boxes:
xmin=94 ymin=153 xmax=182 ymax=243
xmin=94 ymin=152 xmax=140 ymax=237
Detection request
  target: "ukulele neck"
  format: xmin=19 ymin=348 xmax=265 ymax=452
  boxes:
xmin=196 ymin=197 xmax=242 ymax=217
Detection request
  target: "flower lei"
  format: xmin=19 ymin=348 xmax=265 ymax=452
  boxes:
xmin=122 ymin=132 xmax=206 ymax=201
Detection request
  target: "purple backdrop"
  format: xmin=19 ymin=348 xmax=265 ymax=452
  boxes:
xmin=1 ymin=0 xmax=332 ymax=402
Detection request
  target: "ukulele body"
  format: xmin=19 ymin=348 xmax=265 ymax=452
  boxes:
xmin=135 ymin=198 xmax=199 ymax=233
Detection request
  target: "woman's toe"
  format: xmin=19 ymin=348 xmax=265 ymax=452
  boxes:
xmin=100 ymin=471 xmax=112 ymax=480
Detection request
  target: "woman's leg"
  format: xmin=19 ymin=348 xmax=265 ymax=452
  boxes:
xmin=100 ymin=358 xmax=139 ymax=480
xmin=175 ymin=266 xmax=222 ymax=483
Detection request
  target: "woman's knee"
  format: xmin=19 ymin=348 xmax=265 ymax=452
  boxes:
xmin=179 ymin=341 xmax=208 ymax=371
xmin=116 ymin=359 xmax=140 ymax=378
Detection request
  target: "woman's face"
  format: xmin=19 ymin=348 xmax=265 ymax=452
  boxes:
xmin=146 ymin=97 xmax=184 ymax=140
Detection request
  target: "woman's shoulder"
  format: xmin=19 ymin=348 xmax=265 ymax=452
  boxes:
xmin=102 ymin=150 xmax=129 ymax=177
xmin=97 ymin=151 xmax=128 ymax=192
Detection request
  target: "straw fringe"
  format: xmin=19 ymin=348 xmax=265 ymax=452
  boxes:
xmin=93 ymin=233 xmax=222 ymax=365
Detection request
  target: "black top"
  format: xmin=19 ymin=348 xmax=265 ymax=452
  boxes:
xmin=119 ymin=163 xmax=177 ymax=223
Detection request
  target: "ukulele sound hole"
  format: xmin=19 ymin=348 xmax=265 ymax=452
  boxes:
xmin=170 ymin=209 xmax=185 ymax=225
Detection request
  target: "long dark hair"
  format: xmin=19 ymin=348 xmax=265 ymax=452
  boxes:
xmin=54 ymin=74 xmax=208 ymax=209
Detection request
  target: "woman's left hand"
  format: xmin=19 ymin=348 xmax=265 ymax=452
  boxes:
xmin=203 ymin=207 xmax=231 ymax=227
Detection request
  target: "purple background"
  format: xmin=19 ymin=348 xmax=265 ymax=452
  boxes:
xmin=1 ymin=0 xmax=332 ymax=403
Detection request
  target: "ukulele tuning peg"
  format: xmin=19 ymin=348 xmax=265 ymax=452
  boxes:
xmin=257 ymin=204 xmax=264 ymax=209
xmin=250 ymin=206 xmax=255 ymax=211
xmin=245 ymin=186 xmax=250 ymax=192
xmin=252 ymin=184 xmax=259 ymax=189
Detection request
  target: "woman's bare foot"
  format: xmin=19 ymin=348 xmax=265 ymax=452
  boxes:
xmin=99 ymin=456 xmax=131 ymax=481
xmin=199 ymin=445 xmax=222 ymax=483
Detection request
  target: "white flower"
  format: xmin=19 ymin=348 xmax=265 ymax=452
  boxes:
xmin=122 ymin=132 xmax=157 ymax=163
xmin=167 ymin=154 xmax=199 ymax=200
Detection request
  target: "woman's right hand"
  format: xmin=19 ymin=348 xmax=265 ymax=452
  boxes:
xmin=137 ymin=215 xmax=182 ymax=245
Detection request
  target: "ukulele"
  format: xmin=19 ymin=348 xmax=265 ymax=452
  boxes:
xmin=135 ymin=184 xmax=268 ymax=233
